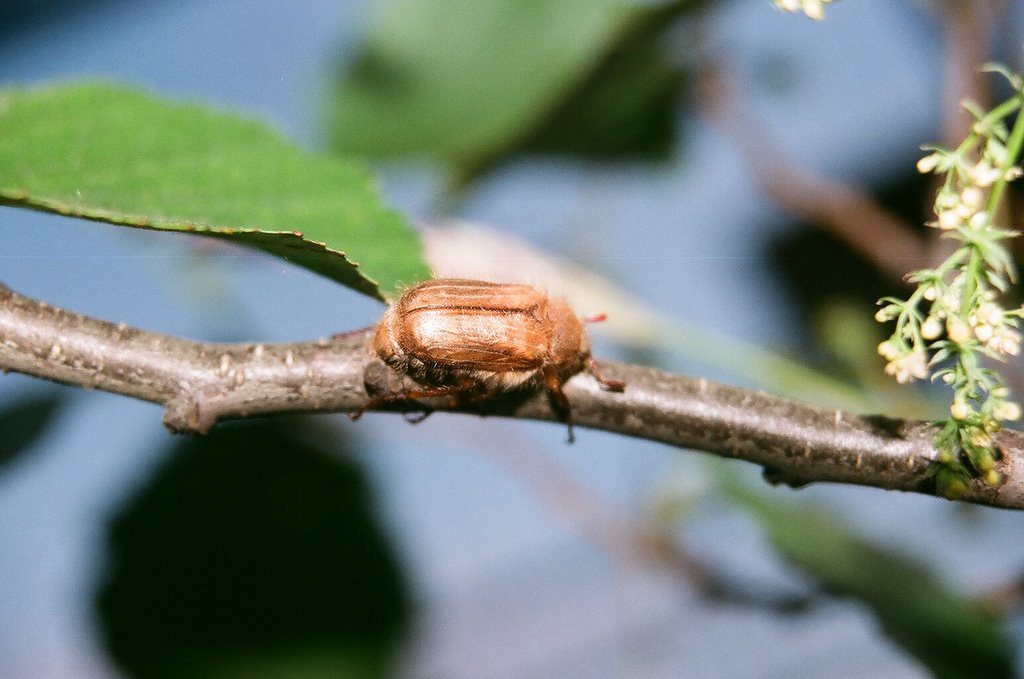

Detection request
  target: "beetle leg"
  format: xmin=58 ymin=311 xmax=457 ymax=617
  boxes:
xmin=403 ymin=410 xmax=433 ymax=424
xmin=584 ymin=357 xmax=625 ymax=392
xmin=543 ymin=368 xmax=575 ymax=444
xmin=350 ymin=378 xmax=478 ymax=421
xmin=391 ymin=380 xmax=478 ymax=404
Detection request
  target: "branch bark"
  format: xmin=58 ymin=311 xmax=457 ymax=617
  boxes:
xmin=3 ymin=282 xmax=1024 ymax=509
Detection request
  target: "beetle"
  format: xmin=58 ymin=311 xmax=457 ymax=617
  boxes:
xmin=361 ymin=278 xmax=624 ymax=441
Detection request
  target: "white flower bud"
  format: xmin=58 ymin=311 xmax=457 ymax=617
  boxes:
xmin=995 ymin=401 xmax=1022 ymax=421
xmin=916 ymin=153 xmax=941 ymax=174
xmin=970 ymin=161 xmax=1001 ymax=187
xmin=956 ymin=202 xmax=975 ymax=218
xmin=937 ymin=210 xmax=962 ymax=230
xmin=884 ymin=352 xmax=929 ymax=383
xmin=936 ymin=191 xmax=959 ymax=210
xmin=947 ymin=317 xmax=971 ymax=343
xmin=974 ymin=323 xmax=994 ymax=343
xmin=978 ymin=302 xmax=1004 ymax=327
xmin=968 ymin=211 xmax=990 ymax=229
xmin=921 ymin=316 xmax=943 ymax=340
xmin=801 ymin=0 xmax=826 ymax=20
xmin=960 ymin=186 xmax=984 ymax=209
xmin=950 ymin=399 xmax=972 ymax=420
xmin=991 ymin=326 xmax=1022 ymax=355
xmin=874 ymin=305 xmax=898 ymax=323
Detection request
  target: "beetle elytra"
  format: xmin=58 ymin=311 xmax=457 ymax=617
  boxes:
xmin=360 ymin=278 xmax=624 ymax=440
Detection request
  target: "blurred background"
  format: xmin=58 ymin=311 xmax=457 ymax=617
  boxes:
xmin=3 ymin=0 xmax=1024 ymax=676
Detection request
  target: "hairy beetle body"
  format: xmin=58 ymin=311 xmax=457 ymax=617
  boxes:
xmin=366 ymin=279 xmax=623 ymax=440
xmin=374 ymin=279 xmax=586 ymax=390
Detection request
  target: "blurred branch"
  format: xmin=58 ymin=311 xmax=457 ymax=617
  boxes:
xmin=478 ymin=435 xmax=716 ymax=590
xmin=4 ymin=281 xmax=1024 ymax=509
xmin=936 ymin=0 xmax=994 ymax=148
xmin=699 ymin=66 xmax=932 ymax=280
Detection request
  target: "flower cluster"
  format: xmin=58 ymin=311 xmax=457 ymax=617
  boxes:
xmin=876 ymin=67 xmax=1024 ymax=498
xmin=771 ymin=0 xmax=835 ymax=21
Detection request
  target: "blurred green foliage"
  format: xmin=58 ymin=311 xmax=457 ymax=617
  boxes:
xmin=95 ymin=420 xmax=410 ymax=679
xmin=330 ymin=0 xmax=701 ymax=185
xmin=0 ymin=390 xmax=66 ymax=472
xmin=727 ymin=483 xmax=1015 ymax=679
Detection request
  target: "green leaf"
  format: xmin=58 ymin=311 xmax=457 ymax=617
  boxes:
xmin=0 ymin=83 xmax=431 ymax=300
xmin=519 ymin=22 xmax=688 ymax=162
xmin=97 ymin=419 xmax=410 ymax=678
xmin=726 ymin=484 xmax=1014 ymax=679
xmin=329 ymin=0 xmax=695 ymax=182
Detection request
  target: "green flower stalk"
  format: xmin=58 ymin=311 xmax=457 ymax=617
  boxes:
xmin=876 ymin=66 xmax=1024 ymax=499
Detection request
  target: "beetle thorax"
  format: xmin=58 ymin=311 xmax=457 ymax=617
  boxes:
xmin=545 ymin=298 xmax=588 ymax=375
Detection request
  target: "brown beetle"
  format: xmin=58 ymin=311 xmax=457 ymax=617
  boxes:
xmin=363 ymin=278 xmax=624 ymax=440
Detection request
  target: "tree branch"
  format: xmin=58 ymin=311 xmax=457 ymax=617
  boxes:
xmin=3 ymin=282 xmax=1024 ymax=509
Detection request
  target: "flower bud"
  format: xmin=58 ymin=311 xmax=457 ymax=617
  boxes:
xmin=804 ymin=0 xmax=825 ymax=20
xmin=960 ymin=186 xmax=984 ymax=209
xmin=916 ymin=153 xmax=941 ymax=174
xmin=877 ymin=340 xmax=898 ymax=360
xmin=947 ymin=317 xmax=971 ymax=343
xmin=968 ymin=211 xmax=990 ymax=229
xmin=979 ymin=302 xmax=1004 ymax=327
xmin=994 ymin=401 xmax=1022 ymax=421
xmin=969 ymin=429 xmax=993 ymax=449
xmin=950 ymin=399 xmax=972 ymax=420
xmin=975 ymin=450 xmax=996 ymax=472
xmin=935 ymin=467 xmax=968 ymax=500
xmin=921 ymin=316 xmax=943 ymax=340
xmin=970 ymin=161 xmax=1001 ymax=187
xmin=936 ymin=191 xmax=959 ymax=210
xmin=937 ymin=210 xmax=961 ymax=230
